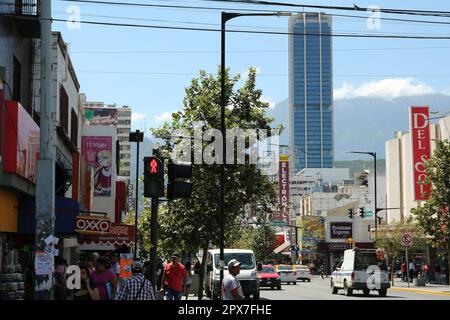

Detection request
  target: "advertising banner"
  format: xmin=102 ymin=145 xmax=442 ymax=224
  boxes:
xmin=299 ymin=216 xmax=325 ymax=255
xmin=274 ymin=155 xmax=289 ymax=226
xmin=75 ymin=216 xmax=111 ymax=235
xmin=330 ymin=222 xmax=353 ymax=239
xmin=77 ymin=223 xmax=135 ymax=246
xmin=81 ymin=136 xmax=112 ymax=197
xmin=410 ymin=106 xmax=431 ymax=201
xmin=119 ymin=253 xmax=133 ymax=279
xmin=83 ymin=108 xmax=118 ymax=126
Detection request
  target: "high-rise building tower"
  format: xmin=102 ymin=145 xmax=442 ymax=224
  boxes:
xmin=289 ymin=13 xmax=333 ymax=171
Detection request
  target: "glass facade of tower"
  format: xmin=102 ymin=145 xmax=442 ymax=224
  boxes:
xmin=289 ymin=13 xmax=333 ymax=171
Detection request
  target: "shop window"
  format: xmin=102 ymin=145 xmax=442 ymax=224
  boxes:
xmin=59 ymin=85 xmax=69 ymax=134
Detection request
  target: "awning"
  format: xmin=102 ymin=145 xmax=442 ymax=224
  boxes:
xmin=18 ymin=195 xmax=79 ymax=234
xmin=274 ymin=242 xmax=291 ymax=254
xmin=77 ymin=223 xmax=135 ymax=246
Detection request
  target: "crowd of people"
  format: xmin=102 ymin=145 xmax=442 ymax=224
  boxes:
xmin=53 ymin=252 xmax=199 ymax=300
xmin=400 ymin=261 xmax=446 ymax=284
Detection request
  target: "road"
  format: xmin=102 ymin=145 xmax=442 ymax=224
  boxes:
xmin=259 ymin=276 xmax=450 ymax=300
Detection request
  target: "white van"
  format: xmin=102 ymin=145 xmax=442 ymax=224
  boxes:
xmin=205 ymin=249 xmax=259 ymax=300
xmin=330 ymin=248 xmax=390 ymax=297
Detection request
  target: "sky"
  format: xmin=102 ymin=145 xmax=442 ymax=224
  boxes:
xmin=51 ymin=0 xmax=450 ymax=132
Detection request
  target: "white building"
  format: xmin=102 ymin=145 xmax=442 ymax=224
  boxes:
xmin=385 ymin=115 xmax=450 ymax=224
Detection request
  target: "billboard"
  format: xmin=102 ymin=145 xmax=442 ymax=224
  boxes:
xmin=83 ymin=108 xmax=118 ymax=126
xmin=410 ymin=106 xmax=431 ymax=201
xmin=300 ymin=216 xmax=325 ymax=255
xmin=81 ymin=136 xmax=112 ymax=197
xmin=274 ymin=155 xmax=289 ymax=226
xmin=330 ymin=222 xmax=353 ymax=239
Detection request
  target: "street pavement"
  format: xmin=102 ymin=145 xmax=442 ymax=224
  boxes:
xmin=259 ymin=276 xmax=450 ymax=300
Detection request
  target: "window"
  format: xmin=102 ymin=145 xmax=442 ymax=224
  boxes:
xmin=59 ymin=85 xmax=69 ymax=134
xmin=71 ymin=109 xmax=78 ymax=148
xmin=13 ymin=55 xmax=21 ymax=103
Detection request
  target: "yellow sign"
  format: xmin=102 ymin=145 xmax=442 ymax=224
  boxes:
xmin=279 ymin=155 xmax=289 ymax=162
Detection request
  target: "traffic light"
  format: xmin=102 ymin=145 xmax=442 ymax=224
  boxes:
xmin=358 ymin=207 xmax=365 ymax=218
xmin=347 ymin=208 xmax=354 ymax=219
xmin=167 ymin=160 xmax=192 ymax=200
xmin=143 ymin=156 xmax=165 ymax=198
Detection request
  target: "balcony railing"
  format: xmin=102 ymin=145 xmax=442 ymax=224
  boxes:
xmin=0 ymin=0 xmax=40 ymax=16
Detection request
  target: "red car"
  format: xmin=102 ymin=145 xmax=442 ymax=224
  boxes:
xmin=257 ymin=265 xmax=282 ymax=290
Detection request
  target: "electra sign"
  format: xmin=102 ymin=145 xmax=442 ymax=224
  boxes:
xmin=410 ymin=106 xmax=431 ymax=201
xmin=75 ymin=216 xmax=111 ymax=235
xmin=275 ymin=155 xmax=289 ymax=225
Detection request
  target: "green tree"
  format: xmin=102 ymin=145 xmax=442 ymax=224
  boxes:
xmin=151 ymin=67 xmax=280 ymax=298
xmin=412 ymin=139 xmax=450 ymax=283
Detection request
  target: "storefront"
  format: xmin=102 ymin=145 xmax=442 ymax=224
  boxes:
xmin=318 ymin=242 xmax=375 ymax=274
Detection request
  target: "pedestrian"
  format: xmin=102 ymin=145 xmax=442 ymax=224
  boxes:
xmin=73 ymin=265 xmax=100 ymax=300
xmin=109 ymin=254 xmax=121 ymax=278
xmin=434 ymin=264 xmax=442 ymax=284
xmin=193 ymin=261 xmax=201 ymax=275
xmin=319 ymin=264 xmax=325 ymax=279
xmin=92 ymin=257 xmax=118 ymax=300
xmin=156 ymin=258 xmax=164 ymax=290
xmin=408 ymin=261 xmax=415 ymax=282
xmin=117 ymin=261 xmax=155 ymax=300
xmin=222 ymin=259 xmax=245 ymax=300
xmin=184 ymin=261 xmax=192 ymax=300
xmin=160 ymin=254 xmax=188 ymax=300
xmin=54 ymin=257 xmax=68 ymax=300
xmin=401 ymin=261 xmax=407 ymax=282
xmin=422 ymin=263 xmax=431 ymax=284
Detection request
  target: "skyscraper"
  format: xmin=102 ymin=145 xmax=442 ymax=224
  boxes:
xmin=289 ymin=13 xmax=333 ymax=171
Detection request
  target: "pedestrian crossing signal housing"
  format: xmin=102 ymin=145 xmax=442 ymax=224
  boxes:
xmin=143 ymin=156 xmax=164 ymax=198
xmin=167 ymin=161 xmax=192 ymax=200
xmin=358 ymin=207 xmax=365 ymax=218
xmin=348 ymin=208 xmax=353 ymax=219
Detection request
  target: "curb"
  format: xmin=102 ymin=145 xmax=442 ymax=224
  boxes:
xmin=391 ymin=287 xmax=450 ymax=297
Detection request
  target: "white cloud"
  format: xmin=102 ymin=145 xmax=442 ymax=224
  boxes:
xmin=442 ymin=88 xmax=450 ymax=96
xmin=131 ymin=112 xmax=148 ymax=122
xmin=154 ymin=111 xmax=176 ymax=123
xmin=334 ymin=78 xmax=435 ymax=101
xmin=261 ymin=96 xmax=276 ymax=109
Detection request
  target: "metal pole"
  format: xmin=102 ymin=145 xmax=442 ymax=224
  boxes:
xmin=406 ymin=245 xmax=409 ymax=287
xmin=149 ymin=197 xmax=159 ymax=290
xmin=219 ymin=12 xmax=226 ymax=298
xmin=134 ymin=136 xmax=140 ymax=259
xmin=373 ymin=152 xmax=378 ymax=240
xmin=35 ymin=0 xmax=56 ymax=300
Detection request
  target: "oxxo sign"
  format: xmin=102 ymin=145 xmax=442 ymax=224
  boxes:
xmin=75 ymin=216 xmax=111 ymax=235
xmin=410 ymin=106 xmax=431 ymax=201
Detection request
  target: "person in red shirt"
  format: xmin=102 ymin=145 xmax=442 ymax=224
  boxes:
xmin=160 ymin=254 xmax=188 ymax=300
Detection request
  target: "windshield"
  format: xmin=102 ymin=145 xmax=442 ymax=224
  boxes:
xmin=214 ymin=253 xmax=255 ymax=270
xmin=354 ymin=252 xmax=387 ymax=271
xmin=277 ymin=265 xmax=293 ymax=271
xmin=260 ymin=267 xmax=275 ymax=273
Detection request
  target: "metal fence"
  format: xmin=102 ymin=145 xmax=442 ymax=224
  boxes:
xmin=0 ymin=0 xmax=40 ymax=16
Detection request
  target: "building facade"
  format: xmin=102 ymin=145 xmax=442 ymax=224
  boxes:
xmin=385 ymin=114 xmax=450 ymax=224
xmin=288 ymin=13 xmax=333 ymax=171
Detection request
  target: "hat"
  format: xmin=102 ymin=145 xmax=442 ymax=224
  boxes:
xmin=228 ymin=259 xmax=241 ymax=269
xmin=132 ymin=261 xmax=143 ymax=271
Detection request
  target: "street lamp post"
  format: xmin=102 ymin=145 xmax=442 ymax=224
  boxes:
xmin=129 ymin=130 xmax=144 ymax=259
xmin=347 ymin=151 xmax=379 ymax=239
xmin=220 ymin=11 xmax=291 ymax=296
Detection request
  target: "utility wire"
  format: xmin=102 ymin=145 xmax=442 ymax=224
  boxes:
xmin=5 ymin=14 xmax=449 ymax=39
xmin=60 ymin=0 xmax=450 ymax=17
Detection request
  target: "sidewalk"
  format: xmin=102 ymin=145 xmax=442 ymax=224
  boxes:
xmin=390 ymin=278 xmax=450 ymax=296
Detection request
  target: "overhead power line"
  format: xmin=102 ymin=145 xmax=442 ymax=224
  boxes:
xmin=5 ymin=14 xmax=449 ymax=40
xmin=60 ymin=0 xmax=450 ymax=17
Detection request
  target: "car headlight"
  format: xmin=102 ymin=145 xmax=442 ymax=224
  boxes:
xmin=251 ymin=271 xmax=257 ymax=277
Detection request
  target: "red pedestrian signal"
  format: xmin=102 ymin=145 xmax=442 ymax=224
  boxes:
xmin=143 ymin=157 xmax=164 ymax=198
xmin=150 ymin=159 xmax=158 ymax=174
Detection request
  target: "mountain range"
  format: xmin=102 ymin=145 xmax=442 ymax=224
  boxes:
xmin=268 ymin=94 xmax=450 ymax=160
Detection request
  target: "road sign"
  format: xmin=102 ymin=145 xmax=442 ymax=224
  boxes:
xmin=401 ymin=233 xmax=413 ymax=246
xmin=365 ymin=210 xmax=374 ymax=217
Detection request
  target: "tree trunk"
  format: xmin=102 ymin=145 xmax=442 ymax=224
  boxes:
xmin=197 ymin=242 xmax=209 ymax=300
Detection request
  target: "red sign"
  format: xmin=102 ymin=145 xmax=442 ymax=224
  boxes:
xmin=77 ymin=223 xmax=135 ymax=246
xmin=410 ymin=106 xmax=431 ymax=201
xmin=276 ymin=155 xmax=290 ymax=225
xmin=75 ymin=216 xmax=111 ymax=235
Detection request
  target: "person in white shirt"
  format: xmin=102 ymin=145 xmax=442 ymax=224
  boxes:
xmin=222 ymin=259 xmax=245 ymax=300
xmin=409 ymin=261 xmax=416 ymax=282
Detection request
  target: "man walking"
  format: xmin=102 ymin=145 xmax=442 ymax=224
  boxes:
xmin=409 ymin=261 xmax=416 ymax=283
xmin=160 ymin=254 xmax=188 ymax=300
xmin=222 ymin=259 xmax=245 ymax=300
xmin=117 ymin=261 xmax=155 ymax=300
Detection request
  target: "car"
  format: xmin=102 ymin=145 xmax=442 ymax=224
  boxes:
xmin=205 ymin=249 xmax=260 ymax=300
xmin=274 ymin=264 xmax=297 ymax=285
xmin=294 ymin=264 xmax=312 ymax=282
xmin=330 ymin=248 xmax=390 ymax=297
xmin=257 ymin=265 xmax=282 ymax=290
